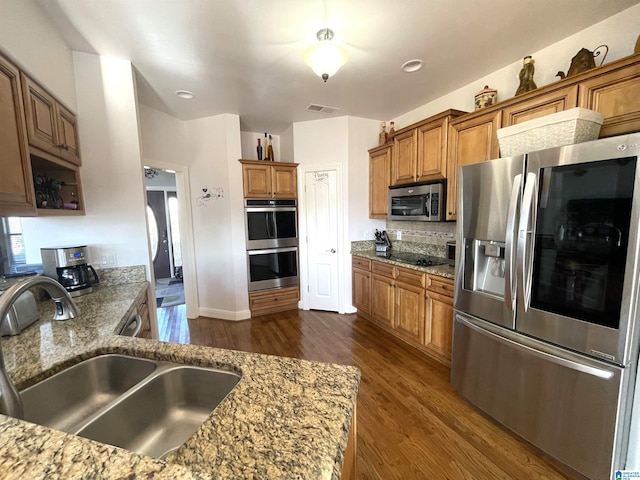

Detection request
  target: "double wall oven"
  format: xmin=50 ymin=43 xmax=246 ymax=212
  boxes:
xmin=244 ymin=199 xmax=299 ymax=292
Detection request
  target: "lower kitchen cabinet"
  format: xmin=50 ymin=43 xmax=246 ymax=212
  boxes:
xmin=249 ymin=286 xmax=299 ymax=317
xmin=352 ymin=255 xmax=454 ymax=365
xmin=351 ymin=257 xmax=372 ymax=316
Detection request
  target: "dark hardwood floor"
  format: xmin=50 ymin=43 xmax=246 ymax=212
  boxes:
xmin=156 ymin=306 xmax=579 ymax=479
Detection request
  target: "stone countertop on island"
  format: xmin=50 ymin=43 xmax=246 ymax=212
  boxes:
xmin=351 ymin=250 xmax=455 ymax=280
xmin=0 ymin=281 xmax=360 ymax=480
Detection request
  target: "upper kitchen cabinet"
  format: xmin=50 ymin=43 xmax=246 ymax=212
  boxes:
xmin=239 ymin=160 xmax=298 ymax=199
xmin=502 ymin=85 xmax=579 ymax=127
xmin=368 ymin=144 xmax=392 ymax=219
xmin=446 ymin=109 xmax=501 ymax=220
xmin=0 ymin=53 xmax=37 ymax=217
xmin=21 ymin=73 xmax=81 ymax=166
xmin=391 ymin=109 xmax=466 ymax=186
xmin=577 ymin=54 xmax=640 ymax=138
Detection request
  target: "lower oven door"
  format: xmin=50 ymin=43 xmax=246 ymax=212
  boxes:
xmin=247 ymin=247 xmax=299 ymax=292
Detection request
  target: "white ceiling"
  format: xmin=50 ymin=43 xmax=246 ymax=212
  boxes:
xmin=37 ymin=0 xmax=639 ymax=134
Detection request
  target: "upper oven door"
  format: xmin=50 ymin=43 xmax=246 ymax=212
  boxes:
xmin=245 ymin=206 xmax=298 ymax=249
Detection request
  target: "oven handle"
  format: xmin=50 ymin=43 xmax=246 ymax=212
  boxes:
xmin=248 ymin=247 xmax=298 ymax=255
xmin=244 ymin=207 xmax=297 ymax=213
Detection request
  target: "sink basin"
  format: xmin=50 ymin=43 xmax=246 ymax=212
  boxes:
xmin=19 ymin=355 xmax=241 ymax=459
xmin=21 ymin=354 xmax=157 ymax=432
xmin=76 ymin=366 xmax=241 ymax=458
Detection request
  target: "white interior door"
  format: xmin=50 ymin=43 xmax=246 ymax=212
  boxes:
xmin=305 ymin=169 xmax=339 ymax=312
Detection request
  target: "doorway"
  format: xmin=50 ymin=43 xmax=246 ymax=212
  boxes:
xmin=143 ymin=163 xmax=197 ymax=321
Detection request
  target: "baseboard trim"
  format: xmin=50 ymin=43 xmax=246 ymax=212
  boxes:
xmin=198 ymin=307 xmax=251 ymax=321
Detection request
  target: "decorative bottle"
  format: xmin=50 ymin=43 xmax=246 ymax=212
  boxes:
xmin=379 ymin=122 xmax=388 ymax=146
xmin=267 ymin=134 xmax=275 ymax=161
xmin=388 ymin=121 xmax=396 ymax=142
xmin=257 ymin=138 xmax=263 ymax=160
xmin=515 ymin=56 xmax=537 ymax=96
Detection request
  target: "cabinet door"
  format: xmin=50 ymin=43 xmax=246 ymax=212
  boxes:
xmin=502 ymin=85 xmax=578 ymax=127
xmin=371 ymin=273 xmax=394 ymax=328
xmin=425 ymin=291 xmax=453 ymax=361
xmin=57 ymin=104 xmax=81 ymax=165
xmin=416 ymin=119 xmax=446 ymax=181
xmin=272 ymin=164 xmax=297 ymax=198
xmin=242 ymin=163 xmax=272 ymax=197
xmin=394 ymin=281 xmax=425 ymax=344
xmin=391 ymin=129 xmax=417 ymax=185
xmin=21 ymin=74 xmax=60 ymax=157
xmin=446 ymin=110 xmax=501 ymax=220
xmin=578 ymin=61 xmax=640 ymax=138
xmin=369 ymin=145 xmax=391 ymax=219
xmin=352 ymin=267 xmax=371 ymax=315
xmin=0 ymin=54 xmax=36 ymax=216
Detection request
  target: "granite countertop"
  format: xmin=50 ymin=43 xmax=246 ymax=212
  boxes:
xmin=352 ymin=250 xmax=455 ymax=280
xmin=0 ymin=281 xmax=360 ymax=479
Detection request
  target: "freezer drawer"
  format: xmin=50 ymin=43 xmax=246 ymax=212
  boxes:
xmin=451 ymin=311 xmax=630 ymax=480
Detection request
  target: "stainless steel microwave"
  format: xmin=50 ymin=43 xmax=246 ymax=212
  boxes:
xmin=388 ymin=182 xmax=444 ymax=221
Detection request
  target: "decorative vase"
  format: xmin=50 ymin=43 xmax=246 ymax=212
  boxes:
xmin=475 ymin=85 xmax=497 ymax=110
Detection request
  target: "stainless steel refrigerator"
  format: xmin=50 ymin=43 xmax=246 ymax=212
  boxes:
xmin=451 ymin=133 xmax=640 ymax=480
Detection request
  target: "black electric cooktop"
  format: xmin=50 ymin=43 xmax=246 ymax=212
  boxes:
xmin=376 ymin=251 xmax=447 ymax=267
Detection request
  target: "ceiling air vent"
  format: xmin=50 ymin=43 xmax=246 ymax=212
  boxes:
xmin=305 ymin=104 xmax=340 ymax=115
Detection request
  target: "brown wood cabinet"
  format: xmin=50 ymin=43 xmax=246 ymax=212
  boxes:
xmin=394 ymin=266 xmax=426 ymax=344
xmin=578 ymin=58 xmax=640 ymax=138
xmin=502 ymin=85 xmax=579 ymax=127
xmin=21 ymin=73 xmax=81 ymax=165
xmin=352 ymin=255 xmax=453 ymax=365
xmin=351 ymin=257 xmax=372 ymax=316
xmin=368 ymin=144 xmax=391 ymax=218
xmin=239 ymin=160 xmax=298 ymax=198
xmin=391 ymin=109 xmax=466 ymax=186
xmin=249 ymin=286 xmax=300 ymax=317
xmin=425 ymin=275 xmax=454 ymax=361
xmin=446 ymin=109 xmax=501 ymax=220
xmin=0 ymin=52 xmax=37 ymax=217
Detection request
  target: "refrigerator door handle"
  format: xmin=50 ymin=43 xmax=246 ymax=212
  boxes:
xmin=504 ymin=174 xmax=522 ymax=312
xmin=456 ymin=314 xmax=615 ymax=379
xmin=517 ymin=172 xmax=537 ymax=313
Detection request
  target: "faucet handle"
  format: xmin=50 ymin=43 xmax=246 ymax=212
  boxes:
xmin=51 ymin=296 xmax=79 ymax=321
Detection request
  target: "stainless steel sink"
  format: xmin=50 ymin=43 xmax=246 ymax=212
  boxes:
xmin=21 ymin=354 xmax=157 ymax=432
xmin=76 ymin=366 xmax=241 ymax=458
xmin=19 ymin=355 xmax=241 ymax=458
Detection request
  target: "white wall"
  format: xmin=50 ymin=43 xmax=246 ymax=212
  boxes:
xmin=280 ymin=125 xmax=295 ymax=163
xmin=185 ymin=114 xmax=249 ymax=319
xmin=138 ymin=104 xmax=187 ymax=166
xmin=0 ymin=0 xmax=77 ymax=111
xmin=393 ymin=3 xmax=640 ymax=128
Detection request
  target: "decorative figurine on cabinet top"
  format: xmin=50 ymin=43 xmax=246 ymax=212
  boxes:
xmin=474 ymin=85 xmax=497 ymax=110
xmin=556 ymin=45 xmax=608 ymax=79
xmin=515 ymin=56 xmax=537 ymax=96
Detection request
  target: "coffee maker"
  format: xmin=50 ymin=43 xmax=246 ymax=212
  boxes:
xmin=41 ymin=246 xmax=99 ymax=297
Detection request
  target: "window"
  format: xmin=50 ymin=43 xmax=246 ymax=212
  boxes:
xmin=1 ymin=217 xmax=26 ymax=273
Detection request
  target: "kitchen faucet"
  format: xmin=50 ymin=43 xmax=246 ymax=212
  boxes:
xmin=0 ymin=276 xmax=79 ymax=418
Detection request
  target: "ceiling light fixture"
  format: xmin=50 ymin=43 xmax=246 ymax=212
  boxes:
xmin=401 ymin=59 xmax=424 ymax=73
xmin=304 ymin=28 xmax=348 ymax=82
xmin=175 ymin=90 xmax=194 ymax=99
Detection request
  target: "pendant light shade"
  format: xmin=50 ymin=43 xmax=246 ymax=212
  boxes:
xmin=304 ymin=28 xmax=348 ymax=82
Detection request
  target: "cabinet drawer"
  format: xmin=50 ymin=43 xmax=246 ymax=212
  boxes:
xmin=427 ymin=275 xmax=454 ymax=298
xmin=395 ymin=266 xmax=425 ymax=288
xmin=249 ymin=287 xmax=299 ymax=316
xmin=372 ymin=261 xmax=394 ymax=277
xmin=352 ymin=256 xmax=371 ymax=271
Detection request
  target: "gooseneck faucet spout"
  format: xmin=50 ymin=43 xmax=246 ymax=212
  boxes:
xmin=0 ymin=276 xmax=79 ymax=418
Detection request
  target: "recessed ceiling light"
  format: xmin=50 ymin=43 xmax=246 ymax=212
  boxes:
xmin=175 ymin=90 xmax=194 ymax=99
xmin=401 ymin=59 xmax=424 ymax=73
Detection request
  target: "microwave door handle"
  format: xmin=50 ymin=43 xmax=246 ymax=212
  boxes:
xmin=425 ymin=193 xmax=430 ymax=219
xmin=516 ymin=172 xmax=537 ymax=313
xmin=504 ymin=174 xmax=522 ymax=312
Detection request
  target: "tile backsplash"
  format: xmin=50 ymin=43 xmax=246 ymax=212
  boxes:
xmin=386 ymin=220 xmax=455 ymax=246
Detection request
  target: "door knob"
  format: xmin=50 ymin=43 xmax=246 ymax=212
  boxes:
xmin=326 ymin=248 xmax=336 ymax=253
